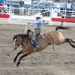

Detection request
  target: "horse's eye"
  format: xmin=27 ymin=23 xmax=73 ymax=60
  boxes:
xmin=16 ymin=40 xmax=20 ymax=43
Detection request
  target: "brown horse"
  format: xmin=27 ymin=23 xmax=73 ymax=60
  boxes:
xmin=13 ymin=26 xmax=75 ymax=66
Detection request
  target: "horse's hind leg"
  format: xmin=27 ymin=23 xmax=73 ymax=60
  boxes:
xmin=70 ymin=39 xmax=75 ymax=43
xmin=65 ymin=38 xmax=75 ymax=48
xmin=17 ymin=52 xmax=28 ymax=67
xmin=14 ymin=50 xmax=23 ymax=63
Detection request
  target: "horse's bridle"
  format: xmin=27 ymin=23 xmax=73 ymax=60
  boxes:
xmin=17 ymin=36 xmax=22 ymax=44
xmin=14 ymin=36 xmax=21 ymax=50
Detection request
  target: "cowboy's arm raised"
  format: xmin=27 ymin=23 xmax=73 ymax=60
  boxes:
xmin=27 ymin=20 xmax=40 ymax=25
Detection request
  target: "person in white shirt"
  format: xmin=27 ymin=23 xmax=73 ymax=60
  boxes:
xmin=66 ymin=1 xmax=72 ymax=17
xmin=67 ymin=1 xmax=71 ymax=9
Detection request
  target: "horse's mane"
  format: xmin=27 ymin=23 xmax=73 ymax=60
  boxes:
xmin=13 ymin=34 xmax=29 ymax=41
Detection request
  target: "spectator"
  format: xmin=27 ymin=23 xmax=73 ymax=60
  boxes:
xmin=19 ymin=0 xmax=24 ymax=7
xmin=3 ymin=1 xmax=8 ymax=13
xmin=41 ymin=8 xmax=50 ymax=16
xmin=41 ymin=8 xmax=46 ymax=16
xmin=66 ymin=0 xmax=72 ymax=18
xmin=71 ymin=1 xmax=75 ymax=10
xmin=67 ymin=1 xmax=72 ymax=9
xmin=19 ymin=0 xmax=24 ymax=15
xmin=0 ymin=0 xmax=5 ymax=13
xmin=54 ymin=4 xmax=61 ymax=16
xmin=71 ymin=1 xmax=75 ymax=17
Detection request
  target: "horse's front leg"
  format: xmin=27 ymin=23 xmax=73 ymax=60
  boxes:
xmin=17 ymin=52 xmax=28 ymax=67
xmin=13 ymin=50 xmax=23 ymax=63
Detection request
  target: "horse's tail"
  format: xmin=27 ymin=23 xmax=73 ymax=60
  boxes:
xmin=56 ymin=26 xmax=69 ymax=30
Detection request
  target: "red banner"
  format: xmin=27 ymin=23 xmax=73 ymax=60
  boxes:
xmin=52 ymin=18 xmax=75 ymax=23
xmin=0 ymin=14 xmax=10 ymax=18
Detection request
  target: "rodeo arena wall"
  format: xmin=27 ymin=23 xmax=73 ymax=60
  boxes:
xmin=0 ymin=0 xmax=75 ymax=26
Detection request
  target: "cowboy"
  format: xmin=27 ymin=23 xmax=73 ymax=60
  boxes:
xmin=27 ymin=13 xmax=44 ymax=48
xmin=27 ymin=29 xmax=39 ymax=48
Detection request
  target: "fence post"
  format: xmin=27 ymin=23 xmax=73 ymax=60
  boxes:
xmin=50 ymin=8 xmax=53 ymax=26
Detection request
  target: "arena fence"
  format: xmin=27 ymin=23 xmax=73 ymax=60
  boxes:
xmin=0 ymin=5 xmax=75 ymax=26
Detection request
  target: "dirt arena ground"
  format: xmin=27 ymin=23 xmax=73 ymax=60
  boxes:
xmin=0 ymin=24 xmax=75 ymax=75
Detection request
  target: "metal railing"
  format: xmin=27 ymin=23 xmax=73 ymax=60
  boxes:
xmin=6 ymin=6 xmax=75 ymax=18
xmin=0 ymin=5 xmax=75 ymax=25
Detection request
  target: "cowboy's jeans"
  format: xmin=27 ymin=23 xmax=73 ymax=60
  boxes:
xmin=33 ymin=40 xmax=39 ymax=47
xmin=29 ymin=33 xmax=39 ymax=47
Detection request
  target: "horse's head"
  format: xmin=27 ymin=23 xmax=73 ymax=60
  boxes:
xmin=13 ymin=34 xmax=22 ymax=50
xmin=13 ymin=34 xmax=29 ymax=50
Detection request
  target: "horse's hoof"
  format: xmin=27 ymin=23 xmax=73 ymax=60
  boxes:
xmin=13 ymin=59 xmax=16 ymax=63
xmin=16 ymin=62 xmax=20 ymax=67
